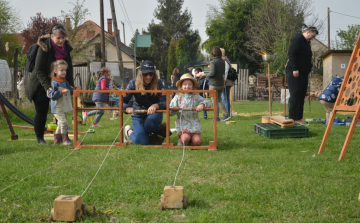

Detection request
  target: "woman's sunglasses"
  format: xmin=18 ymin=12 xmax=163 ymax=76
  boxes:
xmin=52 ymin=25 xmax=66 ymax=32
xmin=143 ymin=73 xmax=155 ymax=77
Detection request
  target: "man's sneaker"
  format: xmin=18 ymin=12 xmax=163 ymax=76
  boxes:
xmin=124 ymin=125 xmax=132 ymax=144
xmin=92 ymin=123 xmax=102 ymax=127
xmin=82 ymin=112 xmax=88 ymax=124
xmin=295 ymin=120 xmax=308 ymax=125
xmin=204 ymin=116 xmax=208 ymax=120
xmin=211 ymin=118 xmax=220 ymax=122
xmin=220 ymin=114 xmax=231 ymax=121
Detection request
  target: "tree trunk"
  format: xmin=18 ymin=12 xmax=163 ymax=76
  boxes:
xmin=13 ymin=48 xmax=19 ymax=107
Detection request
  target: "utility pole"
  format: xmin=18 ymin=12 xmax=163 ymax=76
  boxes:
xmin=328 ymin=7 xmax=330 ymax=49
xmin=121 ymin=21 xmax=125 ymax=45
xmin=0 ymin=23 xmax=2 ymax=57
xmin=109 ymin=0 xmax=125 ymax=88
xmin=100 ymin=0 xmax=106 ymax=68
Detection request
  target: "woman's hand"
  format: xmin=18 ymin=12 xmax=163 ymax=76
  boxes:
xmin=63 ymin=89 xmax=69 ymax=93
xmin=147 ymin=104 xmax=159 ymax=115
xmin=46 ymin=88 xmax=53 ymax=98
xmin=196 ymin=104 xmax=204 ymax=112
xmin=126 ymin=107 xmax=134 ymax=115
xmin=293 ymin=70 xmax=299 ymax=78
xmin=76 ymin=86 xmax=81 ymax=90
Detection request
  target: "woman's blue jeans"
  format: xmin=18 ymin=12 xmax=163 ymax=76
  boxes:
xmin=130 ymin=113 xmax=163 ymax=145
xmin=221 ymin=86 xmax=231 ymax=115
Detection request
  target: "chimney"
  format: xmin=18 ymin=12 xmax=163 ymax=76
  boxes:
xmin=107 ymin=19 xmax=113 ymax=36
xmin=66 ymin=18 xmax=70 ymax=27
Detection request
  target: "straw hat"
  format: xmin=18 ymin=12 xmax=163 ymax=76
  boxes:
xmin=176 ymin=73 xmax=198 ymax=89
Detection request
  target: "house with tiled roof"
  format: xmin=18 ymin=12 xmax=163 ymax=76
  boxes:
xmin=71 ymin=19 xmax=138 ymax=72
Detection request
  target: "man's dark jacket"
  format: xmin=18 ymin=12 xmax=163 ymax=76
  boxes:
xmin=285 ymin=33 xmax=313 ymax=75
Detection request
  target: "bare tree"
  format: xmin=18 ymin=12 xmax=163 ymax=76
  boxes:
xmin=244 ymin=0 xmax=323 ymax=73
xmin=61 ymin=0 xmax=93 ymax=64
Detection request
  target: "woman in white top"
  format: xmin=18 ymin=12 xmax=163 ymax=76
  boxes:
xmin=17 ymin=71 xmax=26 ymax=104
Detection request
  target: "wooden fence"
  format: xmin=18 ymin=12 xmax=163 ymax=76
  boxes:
xmin=232 ymin=69 xmax=249 ymax=101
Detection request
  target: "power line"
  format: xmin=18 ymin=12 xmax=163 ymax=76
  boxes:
xmin=330 ymin=10 xmax=360 ymax=20
xmin=117 ymin=0 xmax=134 ymax=35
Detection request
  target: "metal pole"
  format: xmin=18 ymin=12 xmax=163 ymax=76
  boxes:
xmin=268 ymin=62 xmax=272 ymax=116
xmin=328 ymin=7 xmax=330 ymax=49
xmin=100 ymin=0 xmax=105 ymax=68
xmin=121 ymin=21 xmax=125 ymax=45
xmin=109 ymin=0 xmax=125 ymax=89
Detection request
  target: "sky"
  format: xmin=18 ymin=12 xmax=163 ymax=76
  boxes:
xmin=11 ymin=0 xmax=360 ymax=48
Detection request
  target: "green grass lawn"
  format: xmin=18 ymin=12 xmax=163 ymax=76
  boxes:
xmin=1 ymin=100 xmax=360 ymax=222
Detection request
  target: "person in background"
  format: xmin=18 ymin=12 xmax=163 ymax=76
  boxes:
xmin=27 ymin=24 xmax=75 ymax=145
xmin=319 ymin=76 xmax=343 ymax=124
xmin=187 ymin=63 xmax=196 ymax=77
xmin=83 ymin=67 xmax=111 ymax=127
xmin=171 ymin=67 xmax=182 ymax=90
xmin=201 ymin=46 xmax=229 ymax=122
xmin=220 ymin=48 xmax=233 ymax=121
xmin=194 ymin=67 xmax=209 ymax=119
xmin=17 ymin=71 xmax=26 ymax=105
xmin=286 ymin=27 xmax=318 ymax=124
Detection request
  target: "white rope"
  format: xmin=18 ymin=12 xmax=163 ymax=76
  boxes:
xmin=173 ymin=111 xmax=186 ymax=186
xmin=0 ymin=109 xmax=101 ymax=194
xmin=81 ymin=115 xmax=131 ymax=196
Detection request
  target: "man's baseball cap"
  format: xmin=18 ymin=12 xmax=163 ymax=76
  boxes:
xmin=186 ymin=62 xmax=194 ymax=68
xmin=140 ymin=60 xmax=156 ymax=73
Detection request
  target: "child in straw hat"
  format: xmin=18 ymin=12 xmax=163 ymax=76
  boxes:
xmin=170 ymin=73 xmax=212 ymax=146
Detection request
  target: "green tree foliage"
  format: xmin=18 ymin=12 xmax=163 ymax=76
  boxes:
xmin=133 ymin=0 xmax=200 ymax=85
xmin=167 ymin=38 xmax=177 ymax=77
xmin=175 ymin=37 xmax=189 ymax=73
xmin=1 ymin=34 xmax=23 ymax=67
xmin=202 ymin=0 xmax=261 ymax=72
xmin=332 ymin=25 xmax=360 ymax=50
xmin=0 ymin=0 xmax=22 ymax=34
xmin=129 ymin=29 xmax=140 ymax=49
xmin=245 ymin=0 xmax=321 ymax=74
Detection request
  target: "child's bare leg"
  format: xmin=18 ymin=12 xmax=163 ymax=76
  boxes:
xmin=179 ymin=132 xmax=191 ymax=144
xmin=191 ymin=134 xmax=202 ymax=146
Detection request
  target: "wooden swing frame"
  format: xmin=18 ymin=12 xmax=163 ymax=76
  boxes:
xmin=318 ymin=32 xmax=360 ymax=161
xmin=73 ymin=89 xmax=217 ymax=151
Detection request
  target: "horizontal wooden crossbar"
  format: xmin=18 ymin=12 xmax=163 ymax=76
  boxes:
xmin=73 ymin=89 xmax=217 ymax=151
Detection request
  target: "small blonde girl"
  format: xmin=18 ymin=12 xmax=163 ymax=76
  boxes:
xmin=48 ymin=60 xmax=80 ymax=145
xmin=170 ymin=73 xmax=212 ymax=146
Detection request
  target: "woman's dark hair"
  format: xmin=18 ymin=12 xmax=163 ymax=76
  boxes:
xmin=211 ymin=46 xmax=222 ymax=57
xmin=172 ymin=67 xmax=180 ymax=76
xmin=17 ymin=70 xmax=23 ymax=81
xmin=49 ymin=24 xmax=66 ymax=36
xmin=303 ymin=26 xmax=319 ymax=35
xmin=195 ymin=68 xmax=202 ymax=73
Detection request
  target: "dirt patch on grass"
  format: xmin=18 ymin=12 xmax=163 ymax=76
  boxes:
xmin=237 ymin=111 xmax=283 ymax=117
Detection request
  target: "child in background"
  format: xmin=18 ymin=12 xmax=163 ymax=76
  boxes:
xmin=83 ymin=67 xmax=112 ymax=127
xmin=194 ymin=67 xmax=209 ymax=119
xmin=170 ymin=73 xmax=212 ymax=146
xmin=48 ymin=60 xmax=81 ymax=145
xmin=319 ymin=76 xmax=343 ymax=124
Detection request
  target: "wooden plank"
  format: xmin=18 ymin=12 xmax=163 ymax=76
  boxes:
xmin=270 ymin=119 xmax=294 ymax=128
